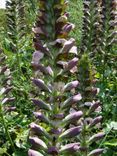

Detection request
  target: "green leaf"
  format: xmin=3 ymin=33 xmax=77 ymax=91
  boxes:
xmin=107 ymin=122 xmax=117 ymax=131
xmin=12 ymin=150 xmax=27 ymax=156
xmin=104 ymin=139 xmax=117 ymax=146
xmin=0 ymin=148 xmax=7 ymax=155
xmin=110 ymin=122 xmax=117 ymax=130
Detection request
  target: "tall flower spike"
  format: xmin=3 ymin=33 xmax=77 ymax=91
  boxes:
xmin=80 ymin=0 xmax=91 ymax=53
xmin=6 ymin=0 xmax=17 ymax=52
xmin=102 ymin=0 xmax=117 ymax=69
xmin=16 ymin=0 xmax=27 ymax=52
xmin=80 ymin=0 xmax=96 ymax=54
xmin=32 ymin=0 xmax=75 ymax=42
xmin=91 ymin=0 xmax=105 ymax=57
xmin=103 ymin=0 xmax=117 ymax=50
xmin=76 ymin=54 xmax=104 ymax=156
xmin=6 ymin=0 xmax=27 ymax=52
xmin=0 ymin=49 xmax=15 ymax=152
xmin=29 ymin=1 xmax=82 ymax=155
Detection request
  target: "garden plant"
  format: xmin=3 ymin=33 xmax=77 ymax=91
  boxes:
xmin=0 ymin=0 xmax=116 ymax=156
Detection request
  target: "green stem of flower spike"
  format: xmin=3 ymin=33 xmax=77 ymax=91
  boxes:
xmin=81 ymin=118 xmax=88 ymax=156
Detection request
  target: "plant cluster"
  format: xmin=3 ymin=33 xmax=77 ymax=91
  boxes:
xmin=81 ymin=0 xmax=117 ymax=119
xmin=0 ymin=0 xmax=116 ymax=156
xmin=81 ymin=0 xmax=117 ymax=57
xmin=5 ymin=0 xmax=33 ymax=53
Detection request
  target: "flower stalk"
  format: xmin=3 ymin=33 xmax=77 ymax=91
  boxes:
xmin=29 ymin=1 xmax=104 ymax=156
xmin=76 ymin=54 xmax=104 ymax=156
xmin=29 ymin=1 xmax=81 ymax=156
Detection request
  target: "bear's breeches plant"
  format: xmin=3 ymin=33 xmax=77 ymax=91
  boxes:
xmin=28 ymin=1 xmax=105 ymax=156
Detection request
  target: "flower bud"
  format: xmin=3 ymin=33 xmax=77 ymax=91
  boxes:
xmin=31 ymin=63 xmax=53 ymax=76
xmin=46 ymin=66 xmax=54 ymax=76
xmin=32 ymin=27 xmax=44 ymax=35
xmin=32 ymin=78 xmax=52 ymax=93
xmin=62 ymin=94 xmax=82 ymax=109
xmin=29 ymin=137 xmax=47 ymax=150
xmin=62 ymin=24 xmax=75 ymax=33
xmin=89 ymin=132 xmax=105 ymax=143
xmin=0 ymin=87 xmax=12 ymax=95
xmin=59 ymin=126 xmax=81 ymax=139
xmin=6 ymin=106 xmax=16 ymax=112
xmin=32 ymin=99 xmax=52 ymax=111
xmin=62 ymin=111 xmax=83 ymax=125
xmin=89 ymin=101 xmax=101 ymax=113
xmin=32 ymin=51 xmax=44 ymax=64
xmin=88 ymin=148 xmax=104 ymax=156
xmin=60 ymin=143 xmax=80 ymax=153
xmin=63 ymin=81 xmax=79 ymax=92
xmin=2 ymin=97 xmax=15 ymax=104
xmin=3 ymin=76 xmax=11 ymax=85
xmin=89 ymin=116 xmax=102 ymax=127
xmin=67 ymin=58 xmax=78 ymax=71
xmin=33 ymin=112 xmax=50 ymax=124
xmin=28 ymin=149 xmax=44 ymax=156
xmin=30 ymin=123 xmax=50 ymax=139
xmin=34 ymin=42 xmax=51 ymax=57
xmin=56 ymin=15 xmax=68 ymax=23
xmin=59 ymin=38 xmax=75 ymax=54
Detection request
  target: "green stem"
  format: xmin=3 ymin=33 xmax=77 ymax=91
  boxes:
xmin=5 ymin=152 xmax=11 ymax=156
xmin=0 ymin=103 xmax=16 ymax=152
xmin=16 ymin=40 xmax=23 ymax=77
xmin=82 ymin=120 xmax=88 ymax=156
